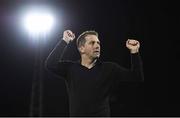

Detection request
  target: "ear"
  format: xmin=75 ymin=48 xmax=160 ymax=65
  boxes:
xmin=78 ymin=46 xmax=85 ymax=54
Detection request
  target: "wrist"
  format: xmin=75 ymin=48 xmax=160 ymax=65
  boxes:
xmin=62 ymin=38 xmax=70 ymax=44
xmin=130 ymin=49 xmax=139 ymax=54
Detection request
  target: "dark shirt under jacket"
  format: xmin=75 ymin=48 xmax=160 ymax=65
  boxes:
xmin=45 ymin=40 xmax=144 ymax=116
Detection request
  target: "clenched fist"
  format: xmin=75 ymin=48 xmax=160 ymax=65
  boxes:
xmin=126 ymin=39 xmax=140 ymax=54
xmin=63 ymin=30 xmax=75 ymax=44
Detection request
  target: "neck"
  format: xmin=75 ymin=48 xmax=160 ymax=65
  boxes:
xmin=81 ymin=55 xmax=97 ymax=69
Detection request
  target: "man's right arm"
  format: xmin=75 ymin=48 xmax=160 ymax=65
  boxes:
xmin=45 ymin=30 xmax=75 ymax=78
xmin=45 ymin=40 xmax=71 ymax=78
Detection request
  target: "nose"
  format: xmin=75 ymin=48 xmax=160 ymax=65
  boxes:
xmin=94 ymin=42 xmax=100 ymax=49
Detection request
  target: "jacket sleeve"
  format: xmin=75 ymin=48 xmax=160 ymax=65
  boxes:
xmin=112 ymin=53 xmax=144 ymax=82
xmin=45 ymin=39 xmax=73 ymax=78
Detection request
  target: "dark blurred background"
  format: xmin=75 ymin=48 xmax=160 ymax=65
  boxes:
xmin=0 ymin=0 xmax=179 ymax=117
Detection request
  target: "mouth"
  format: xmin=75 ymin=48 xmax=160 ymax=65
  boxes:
xmin=94 ymin=50 xmax=100 ymax=53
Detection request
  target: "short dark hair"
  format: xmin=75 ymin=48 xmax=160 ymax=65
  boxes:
xmin=76 ymin=30 xmax=98 ymax=48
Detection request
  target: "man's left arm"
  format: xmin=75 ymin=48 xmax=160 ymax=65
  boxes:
xmin=113 ymin=39 xmax=144 ymax=82
xmin=127 ymin=39 xmax=144 ymax=82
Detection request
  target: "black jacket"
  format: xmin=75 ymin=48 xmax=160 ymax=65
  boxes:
xmin=45 ymin=40 xmax=144 ymax=116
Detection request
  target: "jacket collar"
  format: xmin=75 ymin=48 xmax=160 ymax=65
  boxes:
xmin=77 ymin=58 xmax=101 ymax=66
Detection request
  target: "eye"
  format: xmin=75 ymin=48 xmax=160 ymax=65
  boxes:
xmin=89 ymin=41 xmax=95 ymax=45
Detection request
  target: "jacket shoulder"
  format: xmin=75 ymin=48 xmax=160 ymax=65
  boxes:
xmin=101 ymin=61 xmax=118 ymax=68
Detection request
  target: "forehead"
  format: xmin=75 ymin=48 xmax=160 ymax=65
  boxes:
xmin=85 ymin=34 xmax=100 ymax=42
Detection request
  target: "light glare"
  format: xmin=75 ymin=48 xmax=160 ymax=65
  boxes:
xmin=24 ymin=12 xmax=54 ymax=34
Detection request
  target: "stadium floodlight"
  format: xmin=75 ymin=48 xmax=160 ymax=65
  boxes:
xmin=23 ymin=11 xmax=55 ymax=35
xmin=22 ymin=9 xmax=56 ymax=117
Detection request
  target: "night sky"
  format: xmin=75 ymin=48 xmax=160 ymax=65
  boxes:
xmin=0 ymin=0 xmax=179 ymax=117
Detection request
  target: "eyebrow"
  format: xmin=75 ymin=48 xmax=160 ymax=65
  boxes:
xmin=89 ymin=40 xmax=100 ymax=44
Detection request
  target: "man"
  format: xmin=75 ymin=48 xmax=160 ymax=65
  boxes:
xmin=45 ymin=30 xmax=144 ymax=116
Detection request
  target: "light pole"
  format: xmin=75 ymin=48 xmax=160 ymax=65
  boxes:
xmin=23 ymin=10 xmax=55 ymax=117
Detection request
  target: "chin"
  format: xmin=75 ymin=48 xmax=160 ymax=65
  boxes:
xmin=91 ymin=53 xmax=100 ymax=59
xmin=94 ymin=55 xmax=100 ymax=59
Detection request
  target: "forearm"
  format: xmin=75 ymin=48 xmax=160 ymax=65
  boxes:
xmin=130 ymin=53 xmax=144 ymax=82
xmin=45 ymin=39 xmax=68 ymax=70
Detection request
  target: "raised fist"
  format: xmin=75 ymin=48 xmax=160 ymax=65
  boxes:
xmin=63 ymin=30 xmax=75 ymax=43
xmin=126 ymin=39 xmax=140 ymax=53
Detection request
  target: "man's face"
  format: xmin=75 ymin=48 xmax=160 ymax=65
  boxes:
xmin=80 ymin=35 xmax=101 ymax=59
